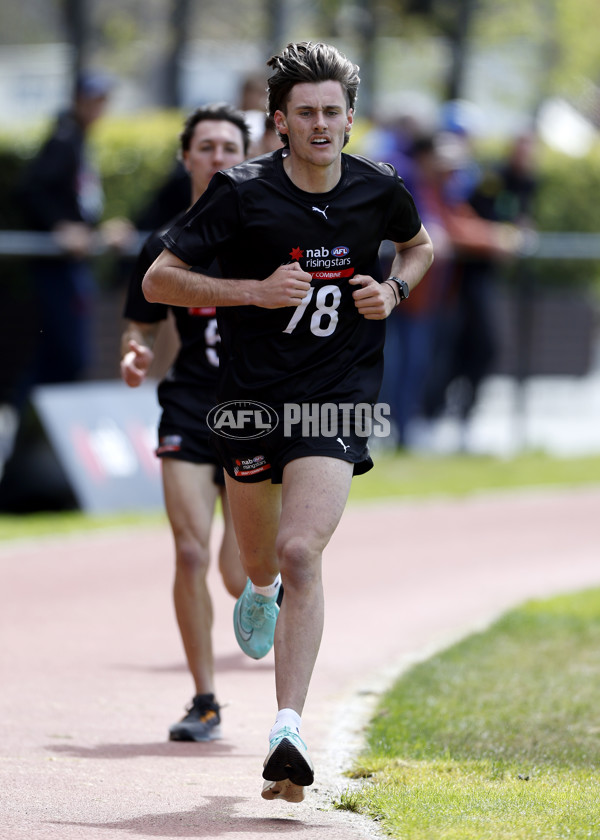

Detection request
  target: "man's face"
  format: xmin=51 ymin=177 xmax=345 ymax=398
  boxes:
xmin=183 ymin=120 xmax=246 ymax=196
xmin=75 ymin=94 xmax=109 ymax=128
xmin=274 ymin=80 xmax=353 ymax=168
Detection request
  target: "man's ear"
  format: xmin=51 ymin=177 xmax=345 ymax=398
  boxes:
xmin=274 ymin=109 xmax=288 ymax=137
xmin=345 ymin=108 xmax=354 ymax=135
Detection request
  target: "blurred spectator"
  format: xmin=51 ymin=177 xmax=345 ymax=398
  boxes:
xmin=136 ymin=77 xmax=278 ymax=232
xmin=419 ymin=129 xmax=524 ymax=442
xmin=17 ymin=70 xmax=134 ymax=404
xmin=379 ymin=127 xmax=523 ymax=449
xmin=360 ymin=112 xmax=424 ymax=187
xmin=120 ymin=103 xmax=251 ymax=740
xmin=437 ymin=99 xmax=483 ymax=202
xmin=468 ymin=128 xmax=540 ymax=385
xmin=237 ymin=71 xmax=269 ymax=156
xmin=378 ymin=134 xmax=454 ymax=447
xmin=254 ymin=114 xmax=284 ymax=155
xmin=134 ymin=159 xmax=190 ymax=232
xmin=470 ymin=130 xmax=539 ymax=228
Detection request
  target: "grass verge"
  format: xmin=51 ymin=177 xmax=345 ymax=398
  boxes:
xmin=348 ymin=451 xmax=600 ymax=503
xmin=335 ymin=588 xmax=600 ymax=839
xmin=0 ymin=510 xmax=166 ymax=543
xmin=2 ymin=451 xmax=600 ymax=542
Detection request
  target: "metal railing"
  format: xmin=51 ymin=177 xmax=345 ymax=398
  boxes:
xmin=0 ymin=230 xmax=149 ymax=258
xmin=1 ymin=230 xmax=600 ymax=259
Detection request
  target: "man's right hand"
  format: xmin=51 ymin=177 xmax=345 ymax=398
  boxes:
xmin=120 ymin=339 xmax=154 ymax=388
xmin=257 ymin=262 xmax=312 ymax=309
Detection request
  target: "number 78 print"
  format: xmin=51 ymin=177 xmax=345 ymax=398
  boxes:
xmin=283 ymin=284 xmax=342 ymax=337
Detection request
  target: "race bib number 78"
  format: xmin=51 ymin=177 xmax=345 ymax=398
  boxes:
xmin=283 ymin=284 xmax=342 ymax=337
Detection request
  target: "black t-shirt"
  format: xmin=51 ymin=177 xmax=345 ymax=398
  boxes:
xmin=123 ymin=217 xmax=220 ymax=394
xmin=161 ymin=149 xmax=422 ymax=406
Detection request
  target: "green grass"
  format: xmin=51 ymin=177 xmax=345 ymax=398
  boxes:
xmin=0 ymin=510 xmax=166 ymax=543
xmin=335 ymin=588 xmax=600 ymax=839
xmin=348 ymin=451 xmax=600 ymax=503
xmin=1 ymin=451 xmax=600 ymax=543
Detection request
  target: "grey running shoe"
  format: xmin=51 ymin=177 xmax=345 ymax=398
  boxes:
xmin=168 ymin=694 xmax=222 ymax=742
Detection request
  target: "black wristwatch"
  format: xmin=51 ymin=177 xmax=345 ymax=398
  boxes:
xmin=388 ymin=276 xmax=410 ymax=302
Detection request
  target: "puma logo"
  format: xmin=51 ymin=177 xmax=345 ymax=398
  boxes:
xmin=312 ymin=205 xmax=329 ymax=220
xmin=337 ymin=437 xmax=349 ymax=453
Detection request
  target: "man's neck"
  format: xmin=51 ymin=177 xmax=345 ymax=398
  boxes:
xmin=282 ymin=154 xmax=342 ymax=194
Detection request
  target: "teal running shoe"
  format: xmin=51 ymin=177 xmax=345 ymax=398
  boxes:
xmin=262 ymin=726 xmax=314 ymax=790
xmin=233 ymin=578 xmax=279 ymax=660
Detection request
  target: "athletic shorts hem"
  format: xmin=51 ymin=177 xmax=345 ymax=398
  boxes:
xmin=217 ymin=443 xmax=373 ymax=484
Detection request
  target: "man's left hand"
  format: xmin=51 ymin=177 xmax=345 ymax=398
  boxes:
xmin=349 ymin=275 xmax=396 ymax=320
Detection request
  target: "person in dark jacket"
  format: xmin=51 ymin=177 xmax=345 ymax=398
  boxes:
xmin=18 ymin=70 xmax=133 ymax=394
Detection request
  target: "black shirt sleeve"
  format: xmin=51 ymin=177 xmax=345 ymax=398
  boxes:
xmin=160 ymin=174 xmax=242 ymax=269
xmin=123 ymin=231 xmax=169 ymax=323
xmin=383 ymin=170 xmax=423 ymax=244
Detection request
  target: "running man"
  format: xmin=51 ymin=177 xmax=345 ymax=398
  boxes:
xmin=121 ymin=104 xmax=250 ymax=741
xmin=143 ymin=43 xmax=433 ymax=800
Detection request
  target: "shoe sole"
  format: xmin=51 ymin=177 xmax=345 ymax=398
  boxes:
xmin=169 ymin=724 xmax=223 ymax=742
xmin=261 ymin=778 xmax=305 ymax=803
xmin=262 ymin=737 xmax=314 ymax=786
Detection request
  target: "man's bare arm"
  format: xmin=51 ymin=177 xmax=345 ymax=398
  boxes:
xmin=389 ymin=224 xmax=434 ymax=293
xmin=120 ymin=320 xmax=159 ymax=359
xmin=350 ymin=224 xmax=434 ymax=320
xmin=120 ymin=320 xmax=160 ymax=388
xmin=143 ymin=249 xmax=312 ymax=310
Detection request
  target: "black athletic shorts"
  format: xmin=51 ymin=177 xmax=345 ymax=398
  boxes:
xmin=209 ymin=403 xmax=375 ymax=484
xmin=156 ymin=406 xmax=224 ymax=486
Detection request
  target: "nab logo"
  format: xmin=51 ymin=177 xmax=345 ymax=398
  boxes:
xmin=331 ymin=245 xmax=349 ymax=257
xmin=207 ymin=400 xmax=279 ymax=440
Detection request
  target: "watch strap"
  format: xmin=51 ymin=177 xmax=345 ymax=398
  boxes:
xmin=387 ymin=276 xmax=409 ymax=302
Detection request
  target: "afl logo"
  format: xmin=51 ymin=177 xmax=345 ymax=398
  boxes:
xmin=207 ymin=400 xmax=279 ymax=439
xmin=332 ymin=245 xmax=349 ymax=257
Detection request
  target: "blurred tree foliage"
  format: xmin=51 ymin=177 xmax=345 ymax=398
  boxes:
xmin=0 ymin=111 xmax=599 ymax=313
xmin=92 ymin=110 xmax=184 ymax=220
xmin=535 ymin=146 xmax=600 ymax=234
xmin=4 ymin=1 xmax=600 ymax=109
xmin=0 ymin=110 xmax=183 ymax=228
xmin=473 ymin=0 xmax=600 ymax=105
xmin=531 ymin=144 xmax=600 ymax=288
xmin=1 ymin=110 xmax=599 ymax=247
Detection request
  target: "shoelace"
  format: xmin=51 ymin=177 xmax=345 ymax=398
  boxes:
xmin=185 ymin=697 xmax=220 ymax=718
xmin=243 ymin=598 xmax=278 ymax=628
xmin=270 ymin=726 xmax=307 ymax=749
xmin=187 ymin=705 xmax=219 ymax=722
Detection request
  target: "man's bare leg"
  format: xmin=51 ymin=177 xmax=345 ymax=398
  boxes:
xmin=218 ymin=488 xmax=246 ymax=598
xmin=163 ymin=460 xmax=220 ymax=695
xmin=224 ymin=475 xmax=282 ymax=659
xmin=223 ymin=474 xmax=281 ymax=585
xmin=163 ymin=460 xmax=236 ymax=741
xmin=274 ymin=456 xmax=353 ymax=714
xmin=226 ymin=456 xmax=353 ymax=800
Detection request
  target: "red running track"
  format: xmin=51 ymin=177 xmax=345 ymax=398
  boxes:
xmin=2 ymin=487 xmax=600 ymax=840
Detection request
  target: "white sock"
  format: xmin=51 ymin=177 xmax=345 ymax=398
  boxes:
xmin=270 ymin=708 xmax=301 ymax=740
xmin=251 ymin=574 xmax=281 ymax=599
